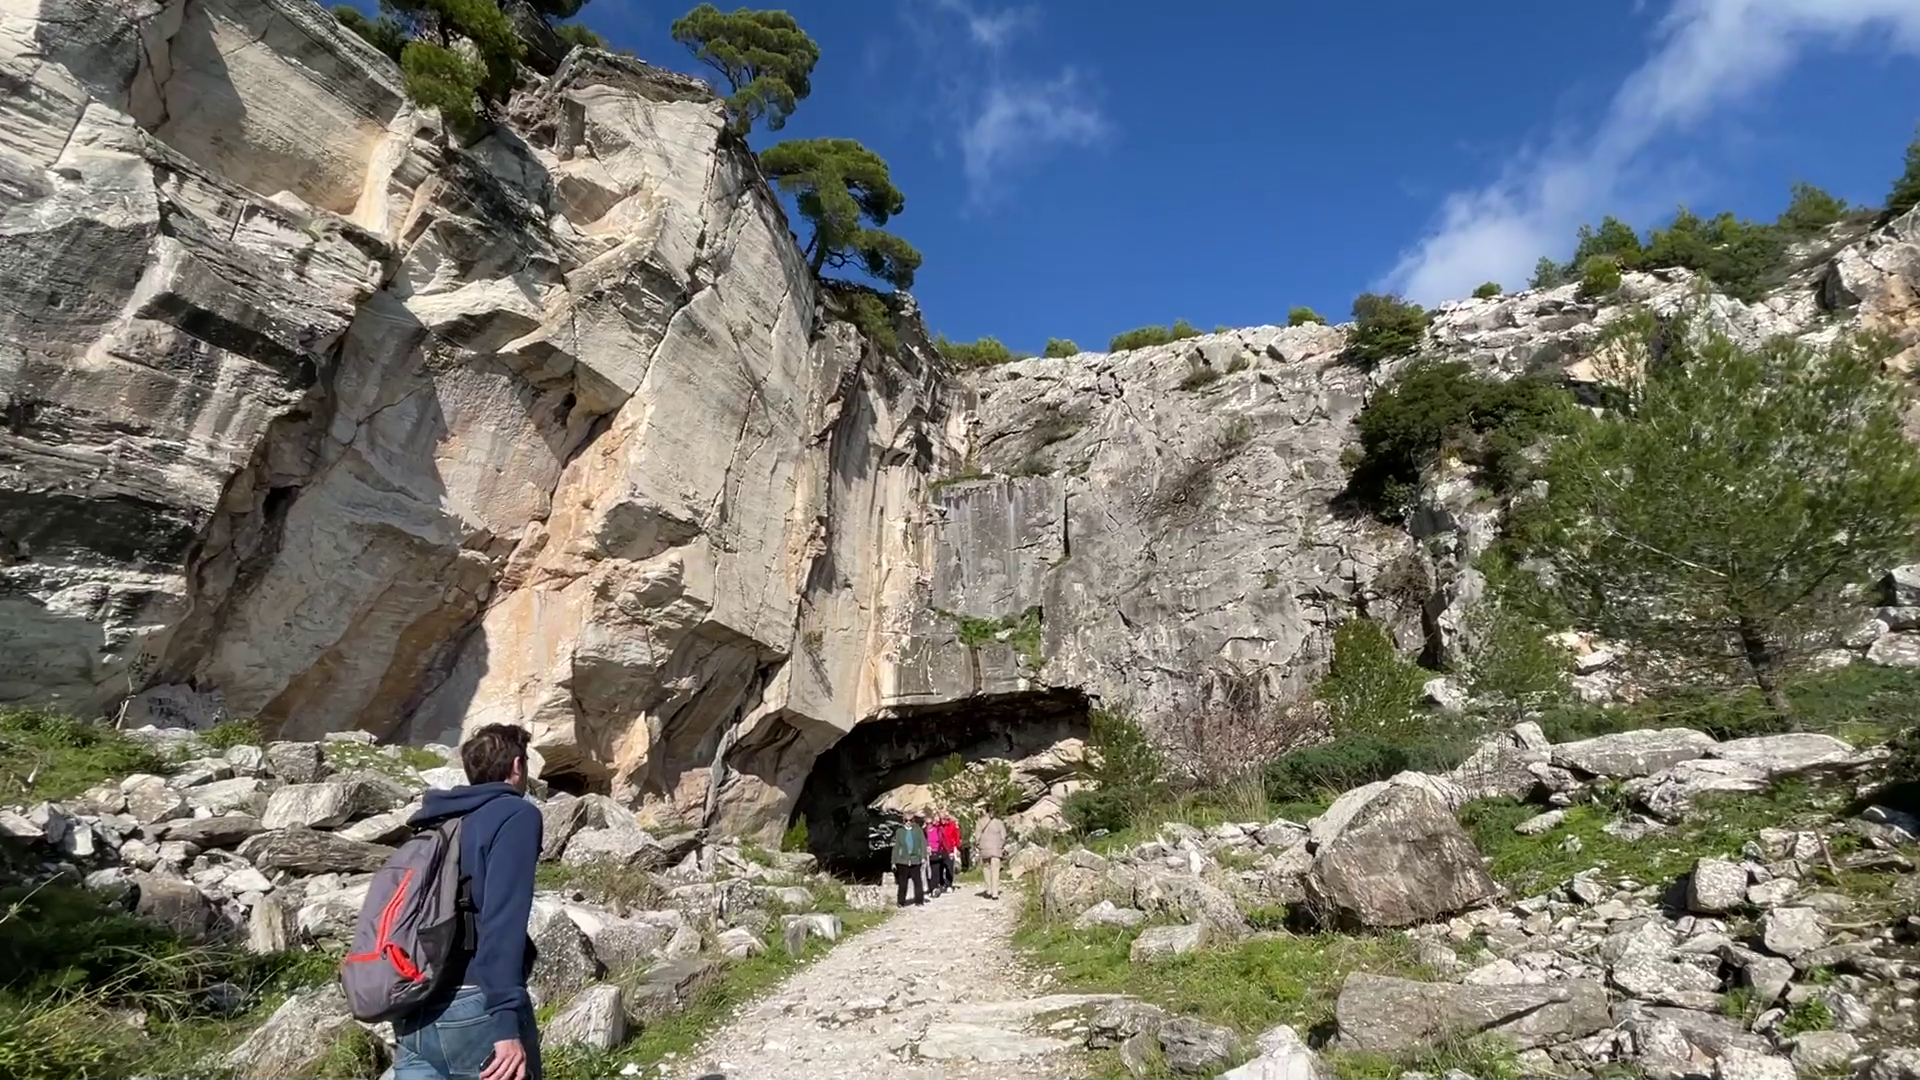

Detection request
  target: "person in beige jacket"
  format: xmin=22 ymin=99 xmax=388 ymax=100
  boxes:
xmin=974 ymin=811 xmax=1008 ymax=899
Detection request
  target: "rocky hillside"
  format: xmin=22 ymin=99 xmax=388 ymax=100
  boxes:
xmin=8 ymin=0 xmax=1920 ymax=861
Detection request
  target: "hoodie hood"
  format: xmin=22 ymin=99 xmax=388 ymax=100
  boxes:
xmin=410 ymin=781 xmax=527 ymax=827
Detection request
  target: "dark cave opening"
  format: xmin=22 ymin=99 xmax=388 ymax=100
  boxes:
xmin=539 ymin=767 xmax=602 ymax=798
xmin=791 ymin=687 xmax=1091 ymax=878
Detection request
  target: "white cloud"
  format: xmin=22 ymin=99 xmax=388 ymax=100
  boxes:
xmin=1385 ymin=0 xmax=1920 ymax=305
xmin=914 ymin=0 xmax=1110 ymax=207
xmin=960 ymin=70 xmax=1107 ymax=202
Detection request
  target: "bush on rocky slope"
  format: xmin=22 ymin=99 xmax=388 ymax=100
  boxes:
xmin=0 ymin=708 xmax=167 ymax=802
xmin=1339 ymin=360 xmax=1573 ymax=521
xmin=1110 ymin=320 xmax=1205 ymax=352
xmin=1344 ymin=293 xmax=1430 ymax=368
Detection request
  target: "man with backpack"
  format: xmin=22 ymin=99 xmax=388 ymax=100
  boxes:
xmin=344 ymin=723 xmax=544 ymax=1080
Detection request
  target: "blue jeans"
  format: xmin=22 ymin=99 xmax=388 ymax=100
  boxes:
xmin=390 ymin=985 xmax=542 ymax=1080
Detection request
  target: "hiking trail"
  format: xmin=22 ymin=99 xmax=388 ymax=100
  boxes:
xmin=681 ymin=885 xmax=1115 ymax=1080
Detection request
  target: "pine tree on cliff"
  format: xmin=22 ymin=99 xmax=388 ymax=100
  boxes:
xmin=1887 ymin=126 xmax=1920 ymax=223
xmin=670 ymin=4 xmax=820 ymax=137
xmin=760 ymin=138 xmax=922 ymax=291
xmin=334 ymin=0 xmax=525 ymax=133
xmin=1514 ymin=308 xmax=1920 ymax=717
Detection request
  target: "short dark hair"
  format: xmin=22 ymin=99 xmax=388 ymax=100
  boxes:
xmin=461 ymin=723 xmax=531 ymax=785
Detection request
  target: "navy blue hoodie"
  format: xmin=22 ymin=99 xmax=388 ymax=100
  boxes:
xmin=410 ymin=782 xmax=543 ymax=1042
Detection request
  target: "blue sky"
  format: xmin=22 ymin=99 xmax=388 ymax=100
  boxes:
xmin=561 ymin=0 xmax=1920 ymax=352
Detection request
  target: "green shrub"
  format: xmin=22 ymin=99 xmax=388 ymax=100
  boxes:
xmin=1315 ymin=620 xmax=1428 ymax=737
xmin=1529 ymin=257 xmax=1570 ymax=289
xmin=1640 ymin=208 xmax=1787 ymax=302
xmin=1572 ymin=216 xmax=1645 ymax=270
xmin=832 ymin=289 xmax=898 ymax=350
xmin=198 ymin=719 xmax=262 ymax=752
xmin=1462 ymin=557 xmax=1570 ymax=721
xmin=1576 ymin=255 xmax=1622 ymax=299
xmin=1339 ymin=360 xmax=1574 ymax=520
xmin=1287 ymin=307 xmax=1326 ymax=327
xmin=1042 ymin=337 xmax=1080 ymax=358
xmin=1061 ymin=787 xmax=1137 ymax=834
xmin=1472 ymin=282 xmax=1502 ymax=299
xmin=0 ymin=709 xmax=166 ymax=801
xmin=1108 ymin=320 xmax=1202 ymax=352
xmin=1776 ymin=182 xmax=1848 ymax=234
xmin=781 ymin=815 xmax=809 ymax=852
xmin=937 ymin=335 xmax=1028 ymax=368
xmin=1885 ymin=125 xmax=1920 ymax=221
xmin=1345 ymin=293 xmax=1429 ymax=367
xmin=553 ymin=23 xmax=606 ymax=49
xmin=1063 ymin=708 xmax=1165 ymax=833
xmin=334 ymin=5 xmax=406 ymax=60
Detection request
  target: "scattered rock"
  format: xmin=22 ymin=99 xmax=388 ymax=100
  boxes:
xmin=1788 ymin=1031 xmax=1860 ymax=1073
xmin=1088 ymin=1000 xmax=1169 ymax=1049
xmin=780 ymin=913 xmax=841 ymax=956
xmin=1760 ymin=907 xmax=1827 ymax=959
xmin=130 ymin=872 xmax=215 ymax=940
xmin=1688 ymin=857 xmax=1750 ymax=914
xmin=222 ymin=987 xmax=356 ymax=1078
xmin=1717 ymin=1046 xmax=1798 ymax=1080
xmin=715 ymin=927 xmax=765 ymax=959
xmin=546 ymin=984 xmax=626 ymax=1049
xmin=1076 ymin=900 xmax=1149 ymax=930
xmin=263 ymin=743 xmax=330 ymax=785
xmin=161 ymin=813 xmax=266 ymax=849
xmin=1551 ymin=728 xmax=1716 ymax=778
xmin=1132 ymin=923 xmax=1208 ymax=963
xmin=1334 ymin=973 xmax=1611 ymax=1051
xmin=1515 ymin=809 xmax=1567 ymax=835
xmin=239 ymin=828 xmax=394 ymax=874
xmin=624 ymin=957 xmax=720 ymax=1023
xmin=261 ymin=778 xmax=408 ymax=830
xmin=1158 ymin=1016 xmax=1242 ymax=1075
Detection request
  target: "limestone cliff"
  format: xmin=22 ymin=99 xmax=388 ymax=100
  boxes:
xmin=6 ymin=0 xmax=1920 ymax=851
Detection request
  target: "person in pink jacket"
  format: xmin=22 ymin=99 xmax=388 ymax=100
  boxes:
xmin=925 ymin=811 xmax=951 ymax=896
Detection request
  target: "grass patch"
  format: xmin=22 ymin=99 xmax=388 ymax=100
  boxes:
xmin=321 ymin=739 xmax=445 ymax=778
xmin=947 ymin=607 xmax=1044 ymax=668
xmin=1536 ymin=664 xmax=1920 ymax=747
xmin=0 ymin=881 xmax=344 ymax=1078
xmin=929 ymin=465 xmax=990 ymax=494
xmin=1014 ymin=891 xmax=1426 ymax=1035
xmin=1327 ymin=1033 xmax=1522 ymax=1080
xmin=1460 ymin=778 xmax=1843 ymax=895
xmin=0 ymin=708 xmax=166 ymax=801
xmin=536 ymin=863 xmax=669 ymax=913
xmin=196 ymin=719 xmax=264 ymax=752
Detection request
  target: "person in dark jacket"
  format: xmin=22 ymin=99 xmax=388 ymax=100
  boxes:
xmin=392 ymin=724 xmax=545 ymax=1080
xmin=891 ymin=815 xmax=928 ymax=906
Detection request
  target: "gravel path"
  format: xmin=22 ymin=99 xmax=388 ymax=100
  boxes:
xmin=681 ymin=885 xmax=1115 ymax=1080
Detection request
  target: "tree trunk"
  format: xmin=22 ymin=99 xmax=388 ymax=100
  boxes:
xmin=1736 ymin=615 xmax=1793 ymax=717
xmin=808 ymin=239 xmax=826 ymax=275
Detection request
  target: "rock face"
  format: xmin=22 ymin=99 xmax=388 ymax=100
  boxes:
xmin=8 ymin=0 xmax=1920 ymax=854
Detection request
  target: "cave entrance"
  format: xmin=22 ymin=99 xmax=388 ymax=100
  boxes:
xmin=791 ymin=687 xmax=1091 ymax=879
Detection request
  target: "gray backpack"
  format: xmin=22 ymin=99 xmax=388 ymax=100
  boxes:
xmin=339 ymin=818 xmax=476 ymax=1022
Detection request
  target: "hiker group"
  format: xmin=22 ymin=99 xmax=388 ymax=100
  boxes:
xmin=889 ymin=808 xmax=1007 ymax=906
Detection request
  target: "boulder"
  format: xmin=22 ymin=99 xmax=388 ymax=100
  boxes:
xmin=1687 ymin=858 xmax=1751 ymax=914
xmin=715 ymin=926 xmax=765 ymax=958
xmin=529 ymin=909 xmax=603 ymax=1005
xmin=1131 ymin=923 xmax=1207 ymax=963
xmin=247 ymin=896 xmax=295 ymax=954
xmin=1158 ymin=1016 xmax=1242 ymax=1075
xmin=184 ymin=777 xmax=270 ymax=816
xmin=222 ymin=987 xmax=358 ymax=1078
xmin=1075 ymin=900 xmax=1149 ymax=930
xmin=130 ymin=872 xmax=215 ymax=940
xmin=1551 ymin=728 xmax=1716 ymax=778
xmin=545 ymin=984 xmax=626 ymax=1049
xmin=1087 ymin=1000 xmax=1169 ymax=1049
xmin=1760 ymin=907 xmax=1826 ymax=959
xmin=1867 ymin=632 xmax=1920 ymax=667
xmin=624 ymin=957 xmax=720 ymax=1023
xmin=338 ymin=806 xmax=418 ymax=845
xmin=1042 ymin=863 xmax=1109 ymax=919
xmin=1708 ymin=734 xmax=1860 ymax=775
xmin=780 ymin=913 xmax=841 ymax=955
xmin=261 ymin=777 xmax=409 ymax=830
xmin=539 ymin=794 xmax=590 ymax=861
xmin=1134 ymin=870 xmax=1251 ymax=937
xmin=1868 ymin=1049 xmax=1920 ymax=1080
xmin=1627 ymin=758 xmax=1772 ymax=821
xmin=1333 ymin=973 xmax=1611 ymax=1052
xmin=561 ymin=824 xmax=666 ymax=869
xmin=264 ymin=742 xmax=331 ymax=785
xmin=1304 ymin=782 xmax=1498 ymax=929
xmin=1789 ymin=1031 xmax=1860 ymax=1073
xmin=162 ymin=813 xmax=266 ymax=849
xmin=240 ymin=828 xmax=394 ymax=874
xmin=1220 ymin=1025 xmax=1322 ymax=1080
xmin=1716 ymin=1047 xmax=1797 ymax=1080
xmin=121 ymin=774 xmax=190 ymax=824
